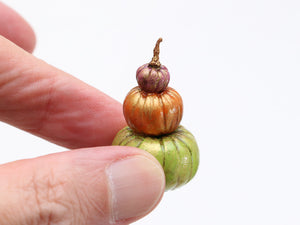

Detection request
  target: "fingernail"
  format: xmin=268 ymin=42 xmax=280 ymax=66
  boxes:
xmin=106 ymin=155 xmax=165 ymax=223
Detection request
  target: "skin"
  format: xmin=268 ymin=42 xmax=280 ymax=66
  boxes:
xmin=0 ymin=2 xmax=165 ymax=225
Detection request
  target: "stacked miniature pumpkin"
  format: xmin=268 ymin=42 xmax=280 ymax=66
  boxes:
xmin=113 ymin=38 xmax=199 ymax=191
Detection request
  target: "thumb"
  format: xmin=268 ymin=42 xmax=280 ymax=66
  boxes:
xmin=0 ymin=146 xmax=165 ymax=225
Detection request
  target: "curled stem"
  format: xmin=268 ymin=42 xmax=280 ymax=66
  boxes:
xmin=149 ymin=38 xmax=163 ymax=68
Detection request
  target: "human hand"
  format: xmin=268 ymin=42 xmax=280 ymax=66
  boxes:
xmin=0 ymin=2 xmax=165 ymax=225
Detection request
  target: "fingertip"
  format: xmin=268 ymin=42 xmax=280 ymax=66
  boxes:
xmin=0 ymin=2 xmax=36 ymax=53
xmin=72 ymin=146 xmax=166 ymax=223
xmin=107 ymin=154 xmax=165 ymax=223
xmin=20 ymin=28 xmax=36 ymax=53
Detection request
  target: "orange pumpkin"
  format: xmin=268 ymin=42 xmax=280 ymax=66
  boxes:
xmin=123 ymin=86 xmax=183 ymax=136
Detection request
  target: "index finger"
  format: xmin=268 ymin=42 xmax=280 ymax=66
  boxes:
xmin=0 ymin=36 xmax=126 ymax=149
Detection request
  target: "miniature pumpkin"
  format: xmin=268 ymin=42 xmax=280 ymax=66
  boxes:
xmin=123 ymin=86 xmax=183 ymax=136
xmin=136 ymin=38 xmax=170 ymax=93
xmin=112 ymin=126 xmax=199 ymax=190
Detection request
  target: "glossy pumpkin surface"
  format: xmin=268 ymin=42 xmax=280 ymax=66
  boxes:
xmin=123 ymin=86 xmax=183 ymax=136
xmin=136 ymin=63 xmax=170 ymax=93
xmin=112 ymin=125 xmax=199 ymax=191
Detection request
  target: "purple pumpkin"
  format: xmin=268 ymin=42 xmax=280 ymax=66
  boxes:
xmin=136 ymin=38 xmax=170 ymax=93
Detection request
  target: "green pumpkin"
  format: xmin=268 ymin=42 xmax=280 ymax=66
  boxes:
xmin=112 ymin=125 xmax=199 ymax=191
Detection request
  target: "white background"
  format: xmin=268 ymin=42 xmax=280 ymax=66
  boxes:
xmin=1 ymin=0 xmax=300 ymax=224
